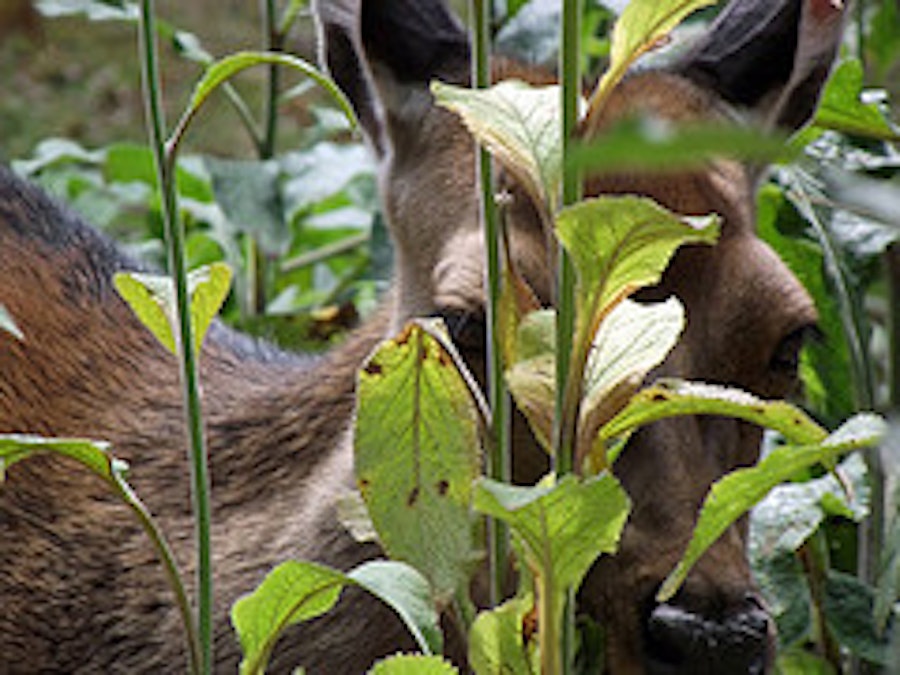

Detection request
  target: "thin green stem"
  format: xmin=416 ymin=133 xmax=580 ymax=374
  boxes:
xmin=472 ymin=0 xmax=511 ymax=608
xmin=138 ymin=3 xmax=213 ymax=673
xmin=115 ymin=477 xmax=201 ymax=675
xmin=261 ymin=0 xmax=282 ymax=160
xmin=554 ymin=0 xmax=583 ymax=477
xmin=557 ymin=3 xmax=583 ymax=673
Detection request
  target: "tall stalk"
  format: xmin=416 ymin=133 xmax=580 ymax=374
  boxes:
xmin=554 ymin=0 xmax=582 ymax=475
xmin=558 ymin=1 xmax=583 ymax=673
xmin=138 ymin=3 xmax=213 ymax=673
xmin=471 ymin=0 xmax=511 ymax=607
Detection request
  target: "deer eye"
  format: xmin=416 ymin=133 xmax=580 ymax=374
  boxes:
xmin=769 ymin=324 xmax=820 ymax=378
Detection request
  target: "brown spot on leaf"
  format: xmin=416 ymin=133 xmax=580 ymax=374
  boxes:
xmin=407 ymin=487 xmax=420 ymax=507
xmin=437 ymin=347 xmax=453 ymax=368
xmin=358 ymin=478 xmax=370 ymax=492
xmin=395 ymin=324 xmax=414 ymax=346
xmin=437 ymin=480 xmax=449 ymax=496
xmin=522 ymin=605 xmax=538 ymax=643
xmin=364 ymin=361 xmax=383 ymax=376
xmin=650 ymin=393 xmax=669 ymax=402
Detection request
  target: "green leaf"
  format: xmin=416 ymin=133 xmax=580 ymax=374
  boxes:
xmin=813 ymin=59 xmax=900 ymax=141
xmin=0 ymin=304 xmax=23 ymax=341
xmin=114 ymin=271 xmax=178 ymax=354
xmin=752 ymin=553 xmax=812 ymax=649
xmin=368 ymin=654 xmax=459 ymax=675
xmin=114 ymin=262 xmax=232 ymax=356
xmin=569 ymin=118 xmax=790 ymax=176
xmin=658 ymin=414 xmax=887 ymax=602
xmin=0 ymin=434 xmax=117 ymax=482
xmin=178 ymin=51 xmax=355 ymax=137
xmin=555 ymin=197 xmax=718 ymax=342
xmin=468 ymin=596 xmax=536 ymax=675
xmin=355 ymin=320 xmax=482 ymax=600
xmin=432 ymin=80 xmax=566 ymax=213
xmin=601 ymin=380 xmax=829 ymax=450
xmin=750 ymin=453 xmax=869 ymax=562
xmin=824 ymin=570 xmax=895 ymax=666
xmin=104 ymin=142 xmax=214 ymax=201
xmin=205 ymin=157 xmax=289 ymax=257
xmin=350 ymin=561 xmax=443 ymax=657
xmin=233 ymin=561 xmax=346 ymax=675
xmin=187 ymin=262 xmax=232 ymax=353
xmin=474 ymin=473 xmax=630 ymax=613
xmin=589 ymin=0 xmax=716 ymax=112
xmin=232 ymin=560 xmax=441 ymax=675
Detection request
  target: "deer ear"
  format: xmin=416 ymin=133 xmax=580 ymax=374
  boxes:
xmin=358 ymin=1 xmax=470 ymax=142
xmin=678 ymin=0 xmax=845 ymax=132
xmin=314 ymin=0 xmax=387 ymax=157
xmin=359 ymin=0 xmax=469 ymax=87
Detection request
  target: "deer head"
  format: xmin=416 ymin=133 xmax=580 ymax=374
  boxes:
xmin=317 ymin=0 xmax=841 ymax=672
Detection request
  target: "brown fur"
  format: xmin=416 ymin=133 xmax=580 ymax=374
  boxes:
xmin=0 ymin=0 xmax=845 ymax=672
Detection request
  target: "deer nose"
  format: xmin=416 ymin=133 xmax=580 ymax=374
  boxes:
xmin=643 ymin=594 xmax=771 ymax=674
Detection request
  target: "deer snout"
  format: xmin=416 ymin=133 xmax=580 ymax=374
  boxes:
xmin=643 ymin=593 xmax=773 ymax=675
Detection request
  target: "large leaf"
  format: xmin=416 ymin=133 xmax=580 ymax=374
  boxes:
xmin=555 ymin=196 xmax=718 ymax=343
xmin=474 ymin=473 xmax=629 ymax=630
xmin=813 ymin=59 xmax=900 ymax=141
xmin=588 ymin=0 xmax=716 ymax=112
xmin=232 ymin=560 xmax=441 ymax=675
xmin=658 ymin=414 xmax=887 ymax=602
xmin=355 ymin=320 xmax=482 ymax=600
xmin=824 ymin=570 xmax=896 ymax=666
xmin=114 ymin=262 xmax=232 ymax=355
xmin=432 ymin=80 xmax=565 ymax=213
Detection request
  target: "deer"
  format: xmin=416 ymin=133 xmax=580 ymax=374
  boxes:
xmin=0 ymin=0 xmax=843 ymax=672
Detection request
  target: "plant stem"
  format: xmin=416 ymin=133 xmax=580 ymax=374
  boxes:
xmin=138 ymin=3 xmax=213 ymax=673
xmin=472 ymin=0 xmax=511 ymax=608
xmin=558 ymin=2 xmax=583 ymax=673
xmin=261 ymin=0 xmax=282 ymax=160
xmin=555 ymin=0 xmax=583 ymax=476
xmin=115 ymin=477 xmax=202 ymax=675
